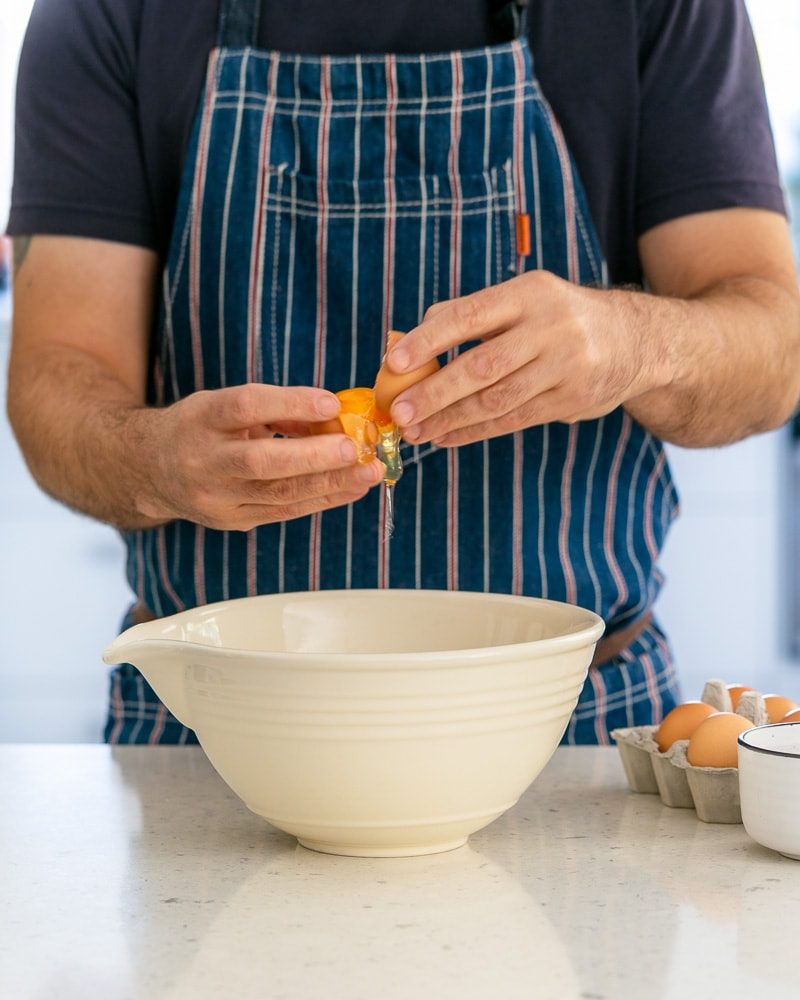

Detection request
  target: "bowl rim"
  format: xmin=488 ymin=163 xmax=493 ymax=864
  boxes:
xmin=738 ymin=723 xmax=800 ymax=760
xmin=122 ymin=589 xmax=607 ymax=666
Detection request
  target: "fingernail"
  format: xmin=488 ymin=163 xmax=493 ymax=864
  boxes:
xmin=317 ymin=394 xmax=340 ymax=418
xmin=357 ymin=462 xmax=381 ymax=483
xmin=403 ymin=424 xmax=421 ymax=442
xmin=340 ymin=439 xmax=358 ymax=463
xmin=392 ymin=402 xmax=414 ymax=425
xmin=389 ymin=348 xmax=410 ymax=372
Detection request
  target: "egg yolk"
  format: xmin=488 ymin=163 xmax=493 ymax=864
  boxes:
xmin=313 ymin=387 xmax=401 ymax=483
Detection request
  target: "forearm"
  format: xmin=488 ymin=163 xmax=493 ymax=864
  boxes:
xmin=7 ymin=342 xmax=167 ymax=530
xmin=614 ymin=276 xmax=800 ymax=447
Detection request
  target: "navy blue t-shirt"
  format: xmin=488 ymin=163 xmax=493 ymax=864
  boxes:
xmin=7 ymin=0 xmax=785 ymax=283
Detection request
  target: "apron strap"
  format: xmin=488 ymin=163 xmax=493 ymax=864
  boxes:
xmin=494 ymin=0 xmax=529 ymax=41
xmin=217 ymin=0 xmax=261 ymax=48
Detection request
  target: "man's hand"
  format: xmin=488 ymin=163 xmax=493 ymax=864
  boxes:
xmin=386 ymin=208 xmax=800 ymax=449
xmin=140 ymin=384 xmax=383 ymax=531
xmin=7 ymin=236 xmax=382 ymax=531
xmin=386 ymin=270 xmax=658 ymax=446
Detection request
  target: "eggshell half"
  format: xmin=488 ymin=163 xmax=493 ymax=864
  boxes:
xmin=373 ymin=330 xmax=440 ymax=415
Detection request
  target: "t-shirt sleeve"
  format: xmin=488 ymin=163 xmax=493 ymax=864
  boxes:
xmin=6 ymin=0 xmax=156 ymax=249
xmin=636 ymin=0 xmax=786 ymax=236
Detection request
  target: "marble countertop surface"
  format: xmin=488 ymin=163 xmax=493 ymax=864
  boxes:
xmin=2 ymin=744 xmax=798 ymax=999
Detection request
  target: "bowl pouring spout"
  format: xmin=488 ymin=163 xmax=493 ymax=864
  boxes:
xmin=102 ymin=631 xmax=193 ymax=727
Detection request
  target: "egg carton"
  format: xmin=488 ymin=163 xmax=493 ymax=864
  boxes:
xmin=610 ymin=680 xmax=769 ymax=825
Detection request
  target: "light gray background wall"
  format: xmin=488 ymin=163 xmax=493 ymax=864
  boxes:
xmin=1 ymin=0 xmax=799 ymax=741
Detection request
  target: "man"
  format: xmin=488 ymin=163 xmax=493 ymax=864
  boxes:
xmin=7 ymin=0 xmax=800 ymax=744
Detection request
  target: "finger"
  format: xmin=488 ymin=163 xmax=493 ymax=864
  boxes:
xmin=222 ymin=433 xmax=360 ymax=480
xmin=391 ymin=328 xmax=538 ymax=429
xmin=386 ymin=282 xmax=524 ymax=374
xmin=406 ymin=362 xmax=552 ymax=443
xmin=431 ymin=388 xmax=569 ymax=447
xmin=209 ymin=383 xmax=340 ymax=431
xmin=232 ymin=486 xmax=373 ymax=531
xmin=231 ymin=460 xmax=384 ymax=505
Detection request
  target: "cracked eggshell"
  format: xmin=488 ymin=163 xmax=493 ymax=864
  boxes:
xmin=373 ymin=330 xmax=441 ymax=416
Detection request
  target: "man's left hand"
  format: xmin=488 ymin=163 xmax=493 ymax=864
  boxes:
xmin=387 ymin=208 xmax=800 ymax=450
xmin=387 ymin=270 xmax=665 ymax=447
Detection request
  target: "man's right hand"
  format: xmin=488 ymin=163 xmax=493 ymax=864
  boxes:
xmin=141 ymin=384 xmax=384 ymax=531
xmin=7 ymin=236 xmax=382 ymax=531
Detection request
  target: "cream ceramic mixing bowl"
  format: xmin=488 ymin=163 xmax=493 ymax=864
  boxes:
xmin=103 ymin=590 xmax=604 ymax=857
xmin=739 ymin=723 xmax=800 ymax=861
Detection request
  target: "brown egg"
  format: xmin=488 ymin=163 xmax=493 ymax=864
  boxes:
xmin=655 ymin=701 xmax=716 ymax=753
xmin=726 ymin=684 xmax=754 ymax=710
xmin=763 ymin=694 xmax=799 ymax=723
xmin=373 ymin=330 xmax=440 ymax=417
xmin=781 ymin=708 xmax=800 ymax=724
xmin=687 ymin=712 xmax=752 ymax=768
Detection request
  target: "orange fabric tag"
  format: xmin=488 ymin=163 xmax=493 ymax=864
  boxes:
xmin=516 ymin=212 xmax=531 ymax=257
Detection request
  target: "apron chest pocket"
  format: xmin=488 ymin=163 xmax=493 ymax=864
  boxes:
xmin=261 ymin=160 xmax=517 ymax=391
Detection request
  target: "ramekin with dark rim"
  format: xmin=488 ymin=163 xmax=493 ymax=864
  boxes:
xmin=738 ymin=723 xmax=800 ymax=861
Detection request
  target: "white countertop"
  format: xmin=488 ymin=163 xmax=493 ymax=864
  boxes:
xmin=1 ymin=745 xmax=798 ymax=1000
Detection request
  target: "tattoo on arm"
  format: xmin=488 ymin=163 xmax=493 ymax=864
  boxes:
xmin=13 ymin=236 xmax=33 ymax=273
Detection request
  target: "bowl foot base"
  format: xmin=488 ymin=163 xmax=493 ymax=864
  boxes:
xmin=296 ymin=836 xmax=469 ymax=858
xmin=779 ymin=851 xmax=800 ymax=861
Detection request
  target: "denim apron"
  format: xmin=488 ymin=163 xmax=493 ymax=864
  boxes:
xmin=105 ymin=0 xmax=681 ymax=746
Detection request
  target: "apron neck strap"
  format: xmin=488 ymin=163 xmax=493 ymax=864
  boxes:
xmin=494 ymin=0 xmax=529 ymax=40
xmin=215 ymin=0 xmax=527 ymax=51
xmin=217 ymin=0 xmax=261 ymax=48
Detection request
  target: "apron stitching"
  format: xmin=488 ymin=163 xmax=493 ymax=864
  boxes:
xmin=210 ymin=96 xmax=549 ymax=119
xmin=264 ymin=187 xmax=515 ymax=209
xmin=213 ymin=79 xmax=534 ymax=105
xmin=269 ymin=169 xmax=285 ymax=385
xmin=574 ymin=198 xmax=603 ymax=285
xmin=216 ymin=41 xmax=528 ymax=65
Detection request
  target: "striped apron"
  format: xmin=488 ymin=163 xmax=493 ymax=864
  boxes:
xmin=105 ymin=0 xmax=682 ymax=746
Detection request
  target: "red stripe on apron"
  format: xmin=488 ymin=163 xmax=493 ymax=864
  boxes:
xmin=447 ymin=53 xmax=463 ymax=592
xmin=643 ymin=449 xmax=666 ymax=560
xmin=309 ymin=57 xmax=332 ymax=591
xmin=188 ymin=49 xmax=218 ymax=391
xmin=379 ymin=55 xmax=398 ymax=588
xmin=542 ymin=102 xmax=579 ymax=282
xmin=194 ymin=525 xmax=206 ymax=606
xmin=157 ymin=526 xmax=185 ymax=612
xmin=559 ymin=424 xmax=578 ymax=604
xmin=604 ymin=415 xmax=632 ymax=616
xmin=188 ymin=56 xmax=219 ymax=610
xmin=245 ymin=57 xmax=280 ymax=597
xmin=588 ymin=667 xmax=609 ymax=745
